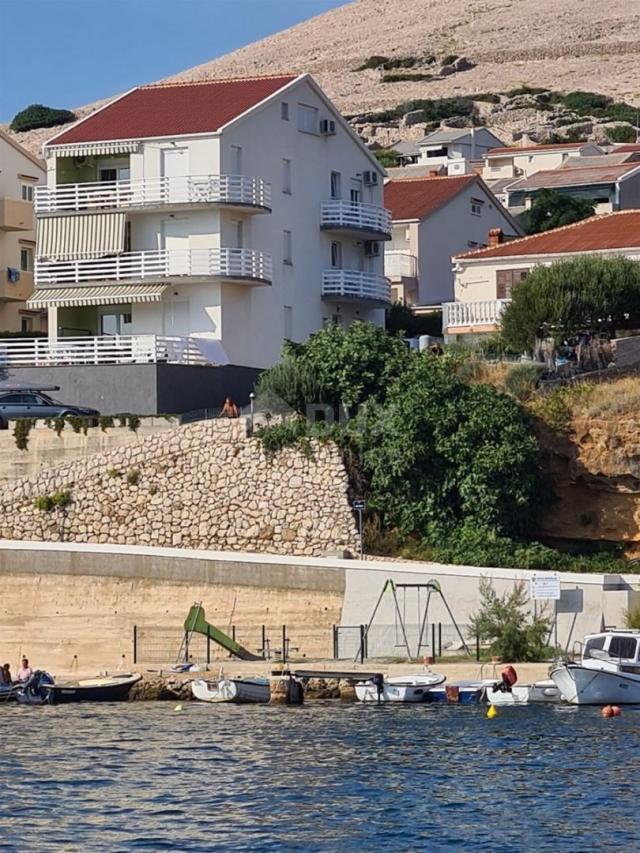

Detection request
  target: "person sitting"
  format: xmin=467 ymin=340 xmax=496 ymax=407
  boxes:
xmin=16 ymin=657 xmax=32 ymax=683
xmin=0 ymin=663 xmax=10 ymax=685
xmin=219 ymin=397 xmax=239 ymax=419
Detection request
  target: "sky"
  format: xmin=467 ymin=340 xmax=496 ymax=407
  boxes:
xmin=0 ymin=0 xmax=349 ymax=122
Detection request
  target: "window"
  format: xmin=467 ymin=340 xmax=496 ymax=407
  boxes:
xmin=231 ymin=219 xmax=244 ymax=248
xmin=284 ymin=305 xmax=293 ymax=339
xmin=231 ymin=145 xmax=242 ymax=175
xmin=331 ymin=241 xmax=342 ymax=269
xmin=282 ymin=159 xmax=292 ymax=194
xmin=471 ymin=197 xmax=484 ymax=216
xmin=283 ymin=230 xmax=292 ymax=265
xmin=99 ymin=166 xmax=130 ymax=182
xmin=20 ymin=247 xmax=33 ymax=272
xmin=297 ymin=104 xmax=319 ymax=134
xmin=21 ymin=184 xmax=34 ymax=202
xmin=608 ymin=636 xmax=638 ymax=660
xmin=350 ymin=179 xmax=361 ymax=204
xmin=425 ymin=146 xmax=447 ymax=159
xmin=496 ymin=268 xmax=528 ymax=299
xmin=20 ymin=316 xmax=34 ymax=334
xmin=330 ymin=171 xmax=341 ymax=199
xmin=584 ymin=636 xmax=606 ymax=659
xmin=281 ymin=102 xmax=289 ymax=121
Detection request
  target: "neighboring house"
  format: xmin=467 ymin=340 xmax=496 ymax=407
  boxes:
xmin=482 ymin=142 xmax=604 ymax=185
xmin=384 ymin=174 xmax=521 ymax=306
xmin=22 ymin=74 xmax=390 ymax=412
xmin=417 ymin=127 xmax=504 ymax=176
xmin=504 ymin=163 xmax=640 ymax=214
xmin=393 ymin=140 xmax=421 ymax=166
xmin=0 ymin=129 xmax=46 ymax=333
xmin=445 ymin=210 xmax=640 ymax=337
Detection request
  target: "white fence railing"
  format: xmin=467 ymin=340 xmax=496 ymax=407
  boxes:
xmin=442 ymin=299 xmax=511 ymax=330
xmin=0 ymin=335 xmax=222 ymax=367
xmin=384 ymin=251 xmax=418 ymax=278
xmin=322 ymin=269 xmax=391 ymax=304
xmin=320 ymin=200 xmax=392 ymax=237
xmin=35 ymin=248 xmax=273 ymax=286
xmin=35 ymin=174 xmax=272 ymax=214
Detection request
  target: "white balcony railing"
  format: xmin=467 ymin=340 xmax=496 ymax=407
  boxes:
xmin=35 ymin=174 xmax=272 ymax=214
xmin=0 ymin=335 xmax=221 ymax=367
xmin=322 ymin=269 xmax=391 ymax=305
xmin=320 ymin=200 xmax=392 ymax=237
xmin=384 ymin=251 xmax=418 ymax=278
xmin=443 ymin=299 xmax=510 ymax=330
xmin=35 ymin=248 xmax=273 ymax=286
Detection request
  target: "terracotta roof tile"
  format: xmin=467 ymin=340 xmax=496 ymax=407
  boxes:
xmin=48 ymin=75 xmax=298 ymax=145
xmin=455 ymin=210 xmax=640 ymax=260
xmin=507 ymin=163 xmax=640 ymax=191
xmin=384 ymin=174 xmax=478 ymax=220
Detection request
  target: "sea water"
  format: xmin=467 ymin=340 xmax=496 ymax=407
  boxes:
xmin=0 ymin=701 xmax=637 ymax=851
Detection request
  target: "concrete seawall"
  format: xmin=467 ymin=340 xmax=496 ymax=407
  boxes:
xmin=0 ymin=541 xmax=638 ymax=678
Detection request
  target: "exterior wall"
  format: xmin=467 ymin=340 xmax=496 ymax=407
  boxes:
xmin=0 ymin=134 xmax=45 ymax=332
xmin=416 ymin=184 xmax=519 ymax=304
xmin=483 ymin=144 xmax=602 ymax=181
xmin=619 ymin=173 xmax=640 ymax=210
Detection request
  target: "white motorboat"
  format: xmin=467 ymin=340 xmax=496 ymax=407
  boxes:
xmin=355 ymin=671 xmax=445 ymax=703
xmin=191 ymin=676 xmax=270 ymax=704
xmin=550 ymin=629 xmax=640 ymax=705
xmin=488 ymin=679 xmax=562 ymax=706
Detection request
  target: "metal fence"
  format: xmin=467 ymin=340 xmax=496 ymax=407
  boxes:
xmin=333 ymin=623 xmax=472 ymax=661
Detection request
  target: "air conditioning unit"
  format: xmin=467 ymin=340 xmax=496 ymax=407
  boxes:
xmin=364 ymin=241 xmax=380 ymax=257
xmin=363 ymin=170 xmax=379 ymax=186
xmin=319 ymin=119 xmax=336 ymax=135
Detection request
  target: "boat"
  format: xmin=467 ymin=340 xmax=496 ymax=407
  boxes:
xmin=0 ymin=683 xmax=18 ymax=703
xmin=427 ymin=681 xmax=487 ymax=705
xmin=355 ymin=671 xmax=445 ymax=703
xmin=550 ymin=629 xmax=640 ymax=705
xmin=191 ymin=676 xmax=270 ymax=704
xmin=17 ymin=671 xmax=142 ymax=705
xmin=487 ymin=679 xmax=562 ymax=706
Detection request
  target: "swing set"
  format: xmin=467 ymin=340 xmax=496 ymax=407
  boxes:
xmin=355 ymin=578 xmax=471 ymax=662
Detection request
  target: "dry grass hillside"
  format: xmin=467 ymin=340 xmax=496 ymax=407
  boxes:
xmin=7 ymin=0 xmax=640 ymax=155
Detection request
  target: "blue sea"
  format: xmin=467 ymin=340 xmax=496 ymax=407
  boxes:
xmin=0 ymin=700 xmax=638 ymax=851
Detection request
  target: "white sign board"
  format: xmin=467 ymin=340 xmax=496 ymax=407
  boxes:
xmin=530 ymin=573 xmax=561 ymax=600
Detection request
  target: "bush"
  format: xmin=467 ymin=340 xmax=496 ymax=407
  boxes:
xmin=13 ymin=418 xmax=34 ymax=450
xmin=365 ymin=96 xmax=476 ymax=124
xmin=354 ymin=55 xmax=390 ymax=71
xmin=561 ymin=91 xmax=611 ymax=114
xmin=355 ymin=55 xmax=419 ymax=72
xmin=470 ymin=92 xmax=501 ymax=104
xmin=505 ymin=86 xmax=548 ymax=97
xmin=605 ymin=125 xmax=637 ymax=143
xmin=10 ymin=104 xmax=77 ymax=132
xmin=34 ymin=489 xmax=72 ymax=512
xmin=374 ymin=148 xmax=401 ymax=168
xmin=469 ymin=577 xmax=553 ymax=661
xmin=503 ymin=363 xmax=544 ymax=401
xmin=385 ymin=302 xmax=442 ymax=338
xmin=440 ymin=54 xmax=458 ymax=66
xmin=624 ymin=603 xmax=640 ymax=629
xmin=382 ymin=73 xmax=433 ymax=83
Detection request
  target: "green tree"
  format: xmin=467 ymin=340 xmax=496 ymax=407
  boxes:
xmin=605 ymin=125 xmax=637 ymax=144
xmin=519 ymin=189 xmax=595 ymax=235
xmin=469 ymin=577 xmax=553 ymax=661
xmin=385 ymin=302 xmax=442 ymax=337
xmin=10 ymin=104 xmax=76 ymax=132
xmin=373 ymin=148 xmax=401 ymax=168
xmin=501 ymin=255 xmax=640 ymax=351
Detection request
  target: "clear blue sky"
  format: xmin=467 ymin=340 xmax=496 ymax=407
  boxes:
xmin=0 ymin=0 xmax=349 ymax=122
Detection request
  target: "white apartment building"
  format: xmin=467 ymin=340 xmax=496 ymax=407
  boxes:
xmin=30 ymin=74 xmax=390 ymax=383
xmin=417 ymin=127 xmax=504 ymax=176
xmin=0 ymin=129 xmax=46 ymax=332
xmin=482 ymin=141 xmax=604 ymax=183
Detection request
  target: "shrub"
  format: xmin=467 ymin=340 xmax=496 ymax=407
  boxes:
xmin=561 ymin=91 xmax=611 ymax=114
xmin=99 ymin=416 xmax=115 ymax=432
xmin=469 ymin=577 xmax=553 ymax=661
xmin=605 ymin=125 xmax=636 ymax=144
xmin=386 ymin=302 xmax=442 ymax=338
xmin=13 ymin=418 xmax=34 ymax=451
xmin=374 ymin=148 xmax=401 ymax=168
xmin=624 ymin=603 xmax=640 ymax=630
xmin=354 ymin=55 xmax=390 ymax=71
xmin=505 ymin=85 xmax=548 ymax=97
xmin=256 ymin=417 xmax=315 ymax=458
xmin=126 ymin=469 xmax=140 ymax=485
xmin=10 ymin=104 xmax=77 ymax=132
xmin=440 ymin=54 xmax=458 ymax=66
xmin=34 ymin=489 xmax=72 ymax=512
xmin=67 ymin=415 xmax=89 ymax=435
xmin=470 ymin=92 xmax=501 ymax=104
xmin=604 ymin=101 xmax=638 ymax=124
xmin=503 ymin=363 xmax=544 ymax=401
xmin=382 ymin=73 xmax=433 ymax=83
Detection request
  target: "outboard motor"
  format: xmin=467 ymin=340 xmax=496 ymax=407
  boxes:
xmin=17 ymin=670 xmax=54 ymax=705
xmin=491 ymin=665 xmax=518 ymax=694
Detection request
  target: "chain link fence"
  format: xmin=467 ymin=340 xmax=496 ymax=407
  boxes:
xmin=334 ymin=623 xmax=472 ymax=661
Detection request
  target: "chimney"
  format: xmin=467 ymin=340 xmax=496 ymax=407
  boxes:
xmin=488 ymin=228 xmax=503 ymax=248
xmin=428 ymin=169 xmax=439 ymax=177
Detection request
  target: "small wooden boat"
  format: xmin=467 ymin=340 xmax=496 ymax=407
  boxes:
xmin=17 ymin=671 xmax=142 ymax=705
xmin=487 ymin=679 xmax=562 ymax=706
xmin=191 ymin=677 xmax=270 ymax=704
xmin=427 ymin=681 xmax=487 ymax=704
xmin=355 ymin=672 xmax=446 ymax=703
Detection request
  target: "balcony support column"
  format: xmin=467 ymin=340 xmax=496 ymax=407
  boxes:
xmin=49 ymin=306 xmax=59 ymax=343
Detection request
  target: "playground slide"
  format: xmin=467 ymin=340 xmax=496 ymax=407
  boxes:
xmin=183 ymin=604 xmax=263 ymax=661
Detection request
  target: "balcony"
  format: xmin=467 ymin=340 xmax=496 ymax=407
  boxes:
xmin=0 ymin=335 xmax=225 ymax=367
xmin=442 ymin=299 xmax=510 ymax=332
xmin=35 ymin=248 xmax=273 ymax=287
xmin=35 ymin=175 xmax=272 ymax=215
xmin=320 ymin=200 xmax=392 ymax=240
xmin=322 ymin=269 xmax=391 ymax=306
xmin=0 ymin=197 xmax=33 ymax=231
xmin=385 ymin=251 xmax=418 ymax=279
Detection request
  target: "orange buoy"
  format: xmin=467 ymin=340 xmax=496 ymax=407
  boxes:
xmin=611 ymin=705 xmax=622 ymax=716
xmin=601 ymin=705 xmax=614 ymax=718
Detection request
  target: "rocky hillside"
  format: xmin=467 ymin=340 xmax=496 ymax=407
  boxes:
xmin=7 ymin=0 xmax=640 ymax=155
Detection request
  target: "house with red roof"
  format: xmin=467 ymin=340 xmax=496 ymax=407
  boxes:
xmin=444 ymin=210 xmax=640 ymax=337
xmin=24 ymin=73 xmax=390 ymax=413
xmin=383 ymin=174 xmax=520 ymax=306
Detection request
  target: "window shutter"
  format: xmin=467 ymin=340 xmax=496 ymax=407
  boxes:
xmin=496 ymin=269 xmax=512 ymax=299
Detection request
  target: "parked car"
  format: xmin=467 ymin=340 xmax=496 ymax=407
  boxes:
xmin=0 ymin=391 xmax=99 ymax=428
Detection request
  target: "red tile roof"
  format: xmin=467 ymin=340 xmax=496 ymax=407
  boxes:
xmin=49 ymin=75 xmax=298 ymax=145
xmin=384 ymin=174 xmax=478 ymax=220
xmin=614 ymin=144 xmax=640 ymax=153
xmin=506 ymin=163 xmax=640 ymax=191
xmin=455 ymin=210 xmax=640 ymax=260
xmin=487 ymin=142 xmax=593 ymax=156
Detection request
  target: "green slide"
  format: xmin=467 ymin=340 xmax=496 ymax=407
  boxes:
xmin=183 ymin=604 xmax=263 ymax=661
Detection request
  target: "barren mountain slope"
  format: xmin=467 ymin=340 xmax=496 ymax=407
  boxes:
xmin=8 ymin=0 xmax=640 ymax=155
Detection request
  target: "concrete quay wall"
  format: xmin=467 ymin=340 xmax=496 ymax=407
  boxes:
xmin=0 ymin=541 xmax=638 ymax=678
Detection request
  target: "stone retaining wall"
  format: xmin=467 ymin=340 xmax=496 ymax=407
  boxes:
xmin=0 ymin=420 xmax=359 ymax=556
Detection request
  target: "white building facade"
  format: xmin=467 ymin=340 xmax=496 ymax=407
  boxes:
xmin=31 ymin=74 xmax=390 ymax=371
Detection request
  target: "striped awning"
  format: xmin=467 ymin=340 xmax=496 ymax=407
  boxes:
xmin=27 ymin=283 xmax=168 ymax=308
xmin=46 ymin=141 xmax=140 ymax=157
xmin=37 ymin=212 xmax=126 ymax=260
